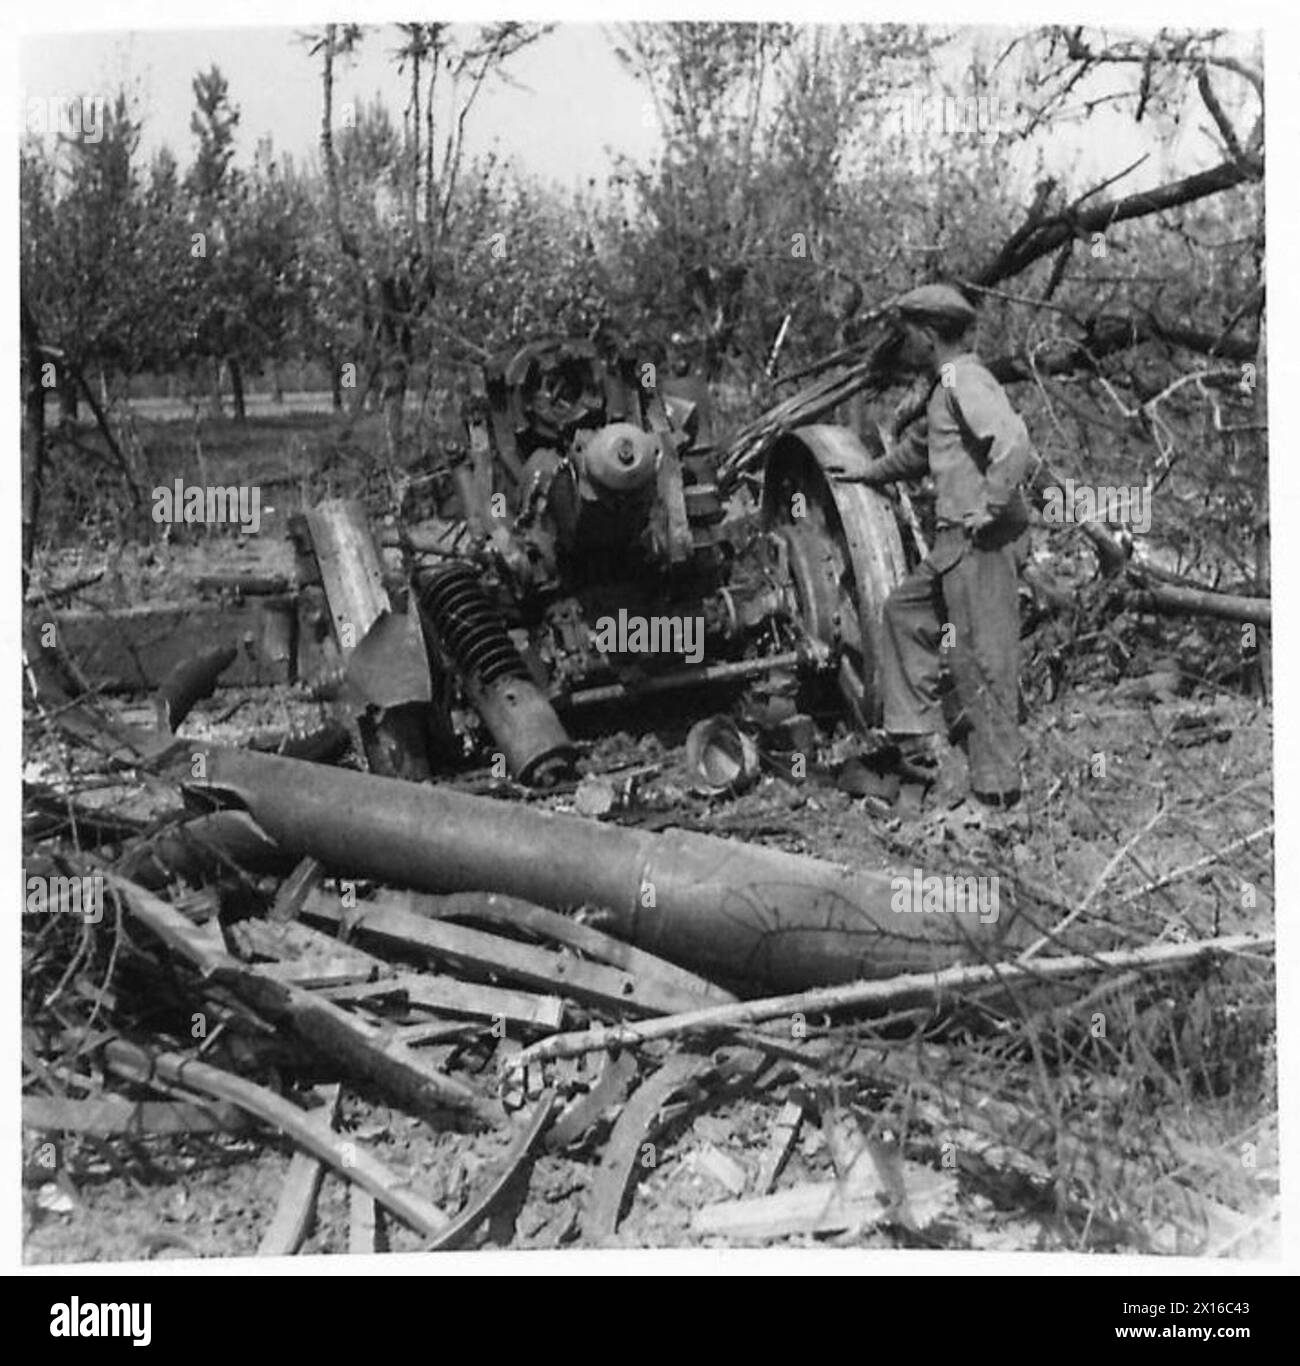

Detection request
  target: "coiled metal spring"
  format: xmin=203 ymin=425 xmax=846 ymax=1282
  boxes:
xmin=416 ymin=561 xmax=529 ymax=687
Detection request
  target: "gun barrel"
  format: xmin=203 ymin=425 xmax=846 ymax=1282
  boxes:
xmin=191 ymin=746 xmax=1020 ymax=993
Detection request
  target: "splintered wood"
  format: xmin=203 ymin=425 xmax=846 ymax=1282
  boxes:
xmin=259 ymin=1085 xmax=341 ymax=1256
xmin=25 ymin=669 xmax=1273 ymax=1256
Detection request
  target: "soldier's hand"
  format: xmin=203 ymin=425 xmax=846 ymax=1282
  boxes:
xmin=962 ymin=507 xmax=995 ymax=534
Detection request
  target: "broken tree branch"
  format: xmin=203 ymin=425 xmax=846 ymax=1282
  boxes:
xmin=506 ymin=934 xmax=1272 ymax=1072
xmin=258 ymin=1083 xmax=341 ymax=1256
xmin=106 ymin=873 xmax=498 ymax=1125
xmin=1127 ymin=579 xmax=1270 ymax=627
xmin=105 ymin=1041 xmax=452 ymax=1239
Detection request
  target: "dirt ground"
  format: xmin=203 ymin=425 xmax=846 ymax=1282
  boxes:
xmin=23 ymin=691 xmax=1275 ymax=1260
xmin=23 ymin=499 xmax=1276 ymax=1264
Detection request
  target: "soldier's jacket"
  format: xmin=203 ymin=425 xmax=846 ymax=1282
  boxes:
xmin=863 ymin=354 xmax=1035 ymax=542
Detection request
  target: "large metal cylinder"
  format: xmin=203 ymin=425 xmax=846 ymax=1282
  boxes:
xmin=192 ymin=747 xmax=1025 ymax=993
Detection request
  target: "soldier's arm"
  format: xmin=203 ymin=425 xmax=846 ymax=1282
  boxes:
xmin=856 ymin=424 xmax=929 ymax=485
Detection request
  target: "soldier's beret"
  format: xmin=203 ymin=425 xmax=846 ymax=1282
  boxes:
xmin=892 ymin=283 xmax=977 ymax=326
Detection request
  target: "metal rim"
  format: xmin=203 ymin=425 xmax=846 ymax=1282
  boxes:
xmin=762 ymin=425 xmax=908 ymax=726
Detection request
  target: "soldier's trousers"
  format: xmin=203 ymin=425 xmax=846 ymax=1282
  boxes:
xmin=879 ymin=528 xmax=1023 ymax=797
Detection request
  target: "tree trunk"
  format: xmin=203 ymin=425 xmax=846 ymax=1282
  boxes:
xmin=424 ymin=62 xmax=436 ymax=229
xmin=408 ymin=45 xmax=421 ymax=227
xmin=320 ymin=26 xmax=341 ymax=238
xmin=21 ymin=302 xmax=45 ymax=581
xmin=228 ymin=356 xmax=247 ymax=423
xmin=381 ymin=360 xmax=407 ymax=464
xmin=58 ymin=376 xmax=79 ymax=423
xmin=1250 ymin=294 xmax=1269 ymax=697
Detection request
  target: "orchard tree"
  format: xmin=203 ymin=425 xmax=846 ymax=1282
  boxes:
xmin=303 ymin=21 xmax=552 ymax=464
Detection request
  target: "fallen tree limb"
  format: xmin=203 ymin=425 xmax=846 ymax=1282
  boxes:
xmin=104 ymin=1041 xmax=451 ymax=1239
xmin=973 ymin=155 xmax=1263 ymax=287
xmin=506 ymin=934 xmax=1272 ymax=1072
xmin=107 ymin=873 xmax=497 ymax=1125
xmin=1117 ymin=824 xmax=1274 ymax=905
xmin=258 ymin=1083 xmax=341 ymax=1256
xmin=1127 ymin=580 xmax=1270 ymax=628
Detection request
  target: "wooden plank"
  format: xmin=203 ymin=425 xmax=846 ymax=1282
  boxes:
xmin=692 ymin=1176 xmax=887 ymax=1241
xmin=349 ymin=1187 xmax=381 ymax=1254
xmin=109 ymin=875 xmax=497 ymax=1126
xmin=270 ymin=857 xmax=325 ymax=925
xmin=693 ymin=1151 xmax=956 ymax=1240
xmin=303 ymin=890 xmax=679 ymax=1019
xmin=389 ymin=1020 xmax=481 ymax=1046
xmin=692 ymin=1143 xmax=748 ymax=1197
xmin=402 ymin=891 xmax=736 ymax=1010
xmin=257 ymin=962 xmax=382 ymax=989
xmin=324 ymin=972 xmax=564 ymax=1031
xmin=258 ymin=1084 xmax=341 ymax=1256
xmin=756 ymin=1100 xmax=804 ymax=1195
xmin=304 ymin=499 xmax=389 ymax=659
xmin=230 ymin=915 xmax=392 ymax=986
xmin=54 ymin=599 xmax=293 ymax=690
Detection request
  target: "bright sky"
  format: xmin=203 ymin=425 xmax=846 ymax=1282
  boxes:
xmin=19 ymin=19 xmax=1264 ymax=198
xmin=20 ymin=24 xmax=661 ymax=190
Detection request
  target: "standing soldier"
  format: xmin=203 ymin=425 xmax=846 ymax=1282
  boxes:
xmin=854 ymin=284 xmax=1034 ymax=815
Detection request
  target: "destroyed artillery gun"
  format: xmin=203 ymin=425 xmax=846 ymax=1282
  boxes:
xmin=320 ymin=335 xmax=910 ymax=786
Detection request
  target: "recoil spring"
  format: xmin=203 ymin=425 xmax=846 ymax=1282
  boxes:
xmin=416 ymin=561 xmax=529 ymax=686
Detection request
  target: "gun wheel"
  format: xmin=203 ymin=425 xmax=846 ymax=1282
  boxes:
xmin=762 ymin=425 xmax=908 ymax=727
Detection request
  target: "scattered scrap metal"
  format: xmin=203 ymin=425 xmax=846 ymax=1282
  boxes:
xmin=22 ymin=642 xmax=1269 ymax=1252
xmin=21 ymin=332 xmax=1274 ymax=1254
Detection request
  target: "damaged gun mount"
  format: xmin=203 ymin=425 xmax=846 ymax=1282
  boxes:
xmin=345 ymin=336 xmax=909 ymax=783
